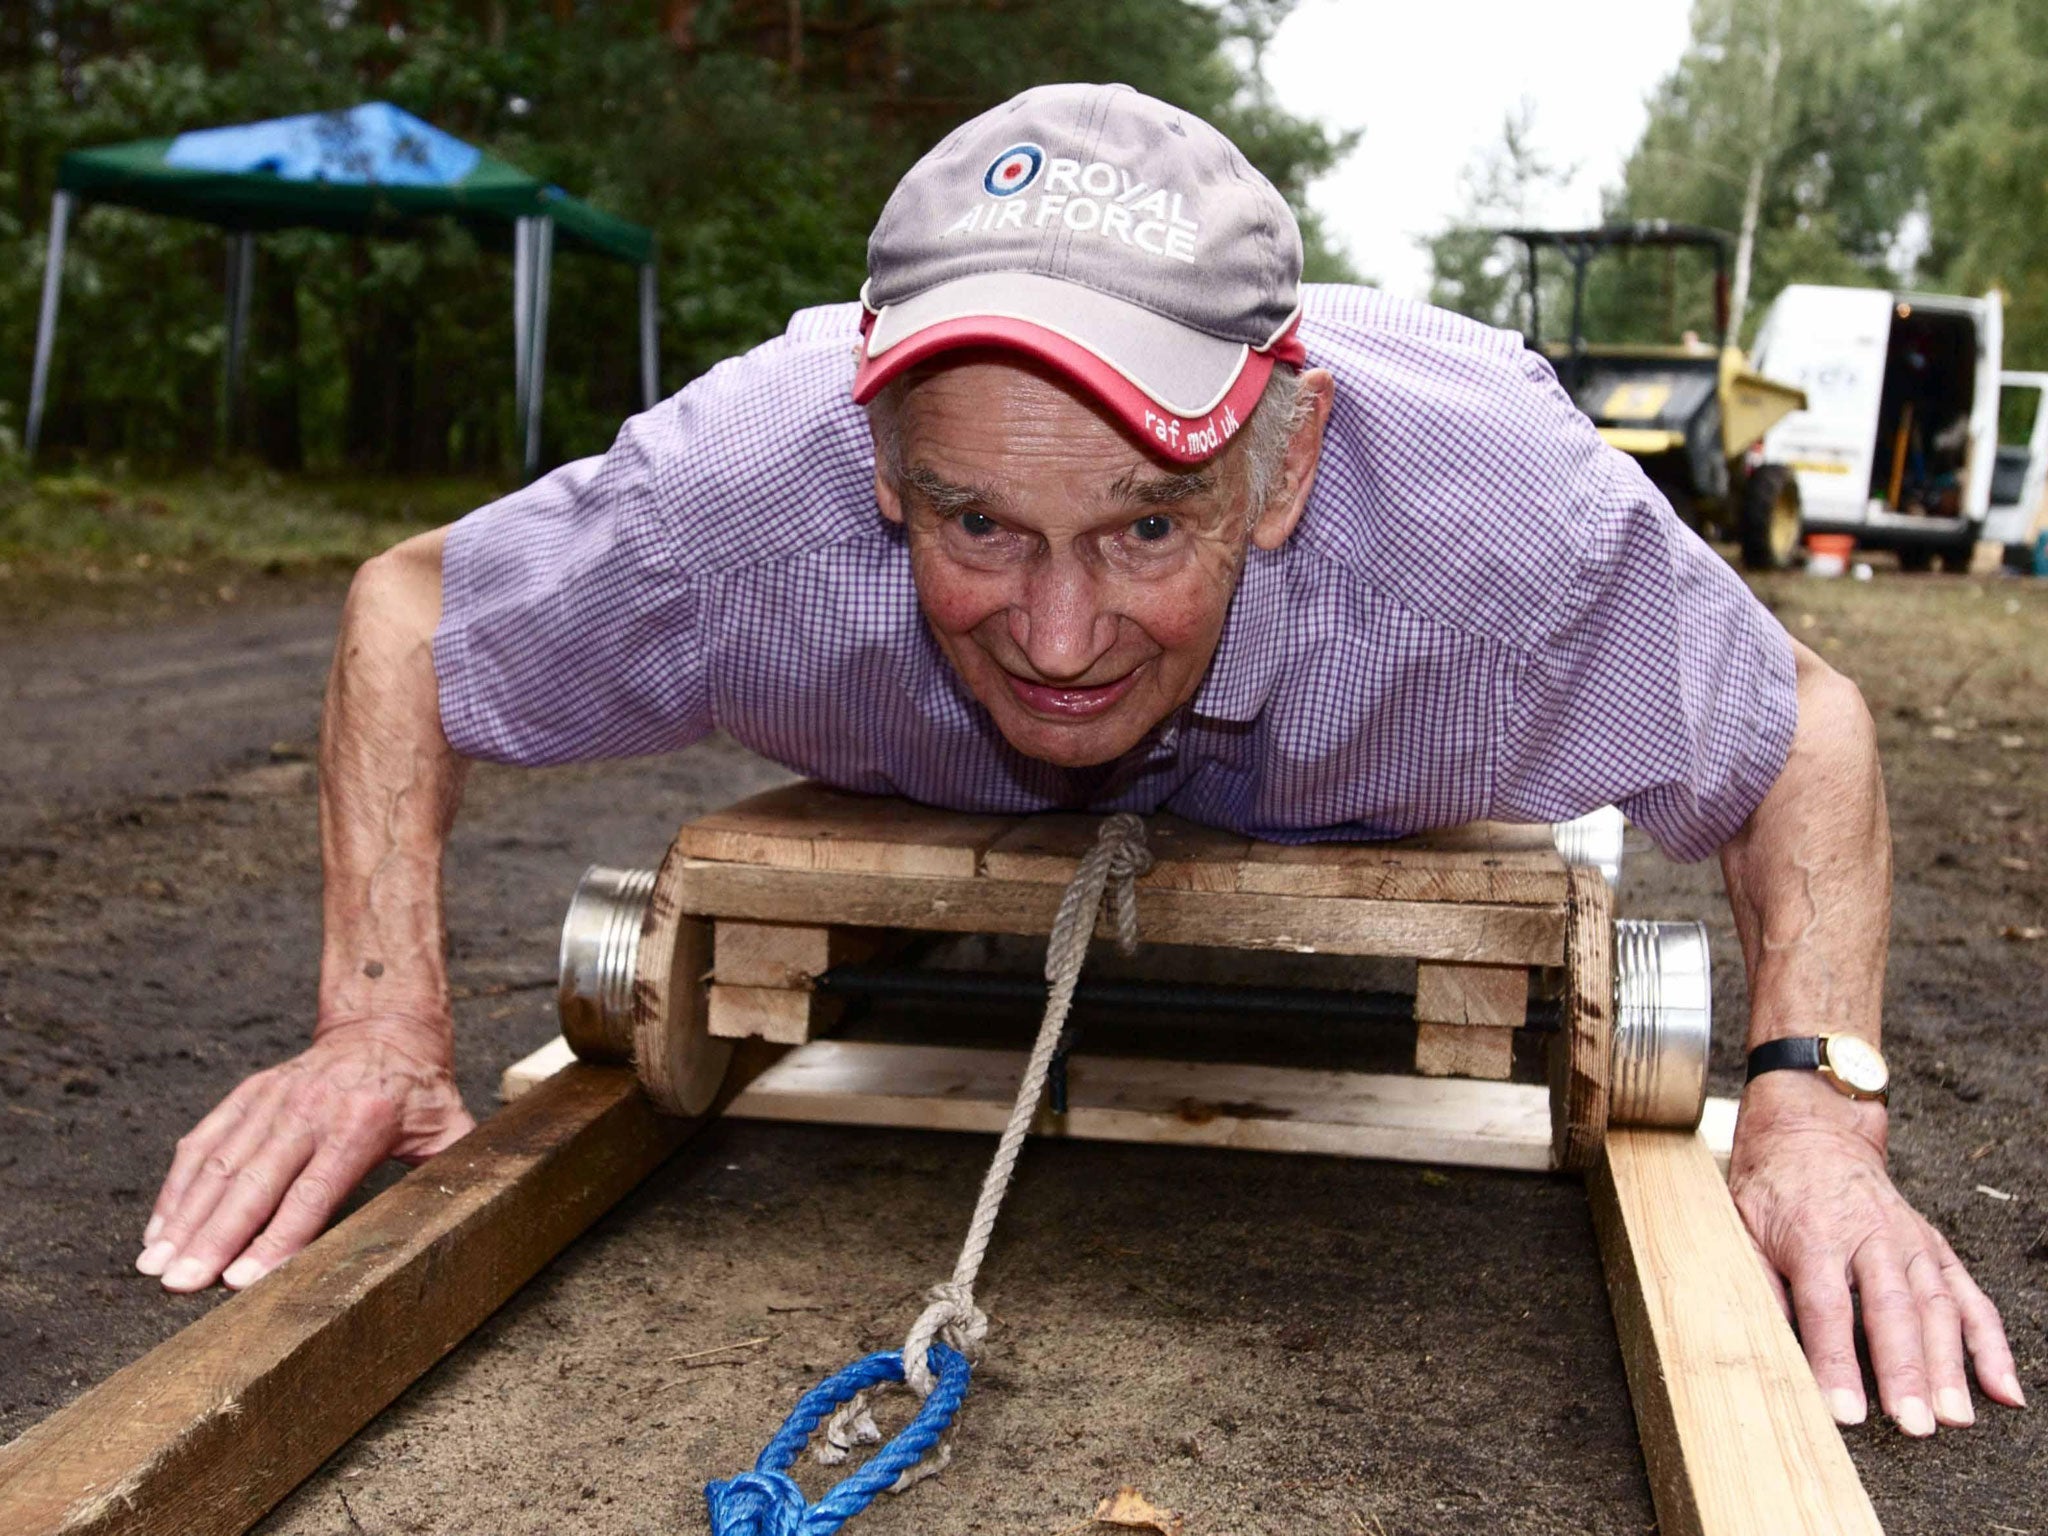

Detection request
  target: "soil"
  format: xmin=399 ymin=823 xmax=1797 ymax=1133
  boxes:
xmin=1 ymin=567 xmax=2044 ymax=1535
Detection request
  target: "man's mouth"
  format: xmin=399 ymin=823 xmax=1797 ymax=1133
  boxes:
xmin=1002 ymin=666 xmax=1141 ymax=720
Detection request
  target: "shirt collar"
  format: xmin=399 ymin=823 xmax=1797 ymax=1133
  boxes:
xmin=1188 ymin=543 xmax=1288 ymax=723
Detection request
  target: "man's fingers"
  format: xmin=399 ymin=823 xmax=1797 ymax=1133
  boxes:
xmin=1902 ymin=1246 xmax=1971 ymax=1426
xmin=160 ymin=1120 xmax=319 ymax=1292
xmin=1789 ymin=1258 xmax=1866 ymax=1426
xmin=221 ymin=1097 xmax=399 ymax=1289
xmin=1934 ymin=1237 xmax=2025 ymax=1409
xmin=1853 ymin=1241 xmax=1935 ymax=1436
xmin=141 ymin=1077 xmax=266 ymax=1260
xmin=140 ymin=1073 xmax=293 ymax=1275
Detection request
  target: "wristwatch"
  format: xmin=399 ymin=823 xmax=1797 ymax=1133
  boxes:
xmin=1745 ymin=1035 xmax=1890 ymax=1104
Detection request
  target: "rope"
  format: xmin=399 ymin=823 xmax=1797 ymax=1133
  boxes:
xmin=703 ymin=1344 xmax=971 ymax=1536
xmin=706 ymin=813 xmax=1152 ymax=1534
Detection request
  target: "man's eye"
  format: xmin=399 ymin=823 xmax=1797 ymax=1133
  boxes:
xmin=958 ymin=512 xmax=998 ymax=537
xmin=1131 ymin=514 xmax=1174 ymax=542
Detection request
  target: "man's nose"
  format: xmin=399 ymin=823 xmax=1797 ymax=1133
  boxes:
xmin=1010 ymin=557 xmax=1116 ymax=681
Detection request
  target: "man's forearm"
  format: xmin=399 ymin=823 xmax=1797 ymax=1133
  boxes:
xmin=1719 ymin=639 xmax=1891 ymax=1064
xmin=317 ymin=528 xmax=470 ymax=1045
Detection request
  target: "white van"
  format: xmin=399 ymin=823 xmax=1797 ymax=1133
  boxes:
xmin=1749 ymin=284 xmax=2045 ymax=570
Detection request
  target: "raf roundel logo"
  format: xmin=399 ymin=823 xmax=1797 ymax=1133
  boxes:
xmin=983 ymin=143 xmax=1044 ymax=197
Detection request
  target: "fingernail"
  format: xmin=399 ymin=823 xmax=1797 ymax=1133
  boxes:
xmin=161 ymin=1257 xmax=210 ymax=1292
xmin=142 ymin=1215 xmax=163 ymax=1245
xmin=1827 ymin=1388 xmax=1866 ymax=1425
xmin=222 ymin=1257 xmax=265 ymax=1290
xmin=135 ymin=1241 xmax=176 ymax=1277
xmin=1895 ymin=1396 xmax=1936 ymax=1437
xmin=1997 ymin=1372 xmax=2027 ymax=1408
xmin=1935 ymin=1387 xmax=1974 ymax=1426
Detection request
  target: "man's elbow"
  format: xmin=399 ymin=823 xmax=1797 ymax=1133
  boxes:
xmin=343 ymin=526 xmax=451 ymax=646
xmin=1791 ymin=640 xmax=1878 ymax=763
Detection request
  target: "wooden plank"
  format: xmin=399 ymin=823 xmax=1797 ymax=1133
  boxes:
xmin=1414 ymin=961 xmax=1529 ymax=1027
xmin=671 ymin=861 xmax=1568 ymax=967
xmin=708 ymin=983 xmax=827 ymax=1045
xmin=1590 ymin=1129 xmax=1883 ymax=1536
xmin=983 ymin=814 xmax=1569 ymax=905
xmin=673 ymin=783 xmax=1016 ymax=878
xmin=724 ymin=1039 xmax=1562 ymax=1170
xmin=1549 ymin=866 xmax=1614 ymax=1173
xmin=0 ymin=1059 xmax=765 ymax=1536
xmin=1234 ymin=841 xmax=1569 ymax=905
xmin=1414 ymin=1022 xmax=1515 ymax=1080
xmin=712 ymin=921 xmax=893 ymax=989
xmin=500 ymin=1035 xmax=1744 ymax=1174
xmin=982 ymin=813 xmax=1253 ymax=892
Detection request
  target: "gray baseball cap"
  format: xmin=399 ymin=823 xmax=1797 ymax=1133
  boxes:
xmin=853 ymin=82 xmax=1306 ymax=464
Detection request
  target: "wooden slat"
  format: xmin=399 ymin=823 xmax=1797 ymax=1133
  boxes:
xmin=982 ymin=813 xmax=1569 ymax=905
xmin=1590 ymin=1129 xmax=1883 ymax=1536
xmin=1415 ymin=961 xmax=1529 ymax=1027
xmin=499 ymin=1035 xmax=1744 ymax=1174
xmin=673 ymin=783 xmax=1017 ymax=878
xmin=725 ymin=1040 xmax=1562 ymax=1170
xmin=708 ymin=983 xmax=825 ymax=1045
xmin=1414 ymin=1022 xmax=1515 ymax=1080
xmin=1549 ymin=866 xmax=1614 ymax=1172
xmin=712 ymin=921 xmax=893 ymax=989
xmin=671 ymin=861 xmax=1567 ymax=966
xmin=982 ymin=813 xmax=1253 ymax=891
xmin=0 ymin=1060 xmax=759 ymax=1536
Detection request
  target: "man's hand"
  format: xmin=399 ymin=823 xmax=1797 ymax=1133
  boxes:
xmin=137 ymin=1019 xmax=473 ymax=1292
xmin=1730 ymin=1073 xmax=2023 ymax=1434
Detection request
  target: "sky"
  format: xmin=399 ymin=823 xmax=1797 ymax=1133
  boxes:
xmin=1263 ymin=0 xmax=1697 ymax=298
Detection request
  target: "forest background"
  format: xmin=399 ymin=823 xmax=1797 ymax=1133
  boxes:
xmin=2 ymin=0 xmax=2045 ymax=481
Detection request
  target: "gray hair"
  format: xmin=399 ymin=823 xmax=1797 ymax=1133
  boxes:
xmin=867 ymin=362 xmax=1311 ymax=528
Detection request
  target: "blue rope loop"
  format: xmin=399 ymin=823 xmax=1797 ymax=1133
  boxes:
xmin=704 ymin=1343 xmax=972 ymax=1536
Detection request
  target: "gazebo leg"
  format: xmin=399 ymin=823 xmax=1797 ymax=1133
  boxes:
xmin=25 ymin=190 xmax=73 ymax=461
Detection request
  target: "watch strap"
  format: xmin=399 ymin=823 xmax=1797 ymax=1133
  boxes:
xmin=1746 ymin=1035 xmax=1825 ymax=1082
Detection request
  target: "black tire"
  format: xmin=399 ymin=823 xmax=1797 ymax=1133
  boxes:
xmin=1897 ymin=548 xmax=1934 ymax=573
xmin=1740 ymin=464 xmax=1802 ymax=570
xmin=1937 ymin=537 xmax=1978 ymax=574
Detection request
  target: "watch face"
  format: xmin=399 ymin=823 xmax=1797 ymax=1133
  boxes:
xmin=1824 ymin=1036 xmax=1889 ymax=1096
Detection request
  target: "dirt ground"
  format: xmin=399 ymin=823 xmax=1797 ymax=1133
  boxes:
xmin=2 ymin=564 xmax=2044 ymax=1534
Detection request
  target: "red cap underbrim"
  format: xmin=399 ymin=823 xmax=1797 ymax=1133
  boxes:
xmin=852 ymin=312 xmax=1301 ymax=466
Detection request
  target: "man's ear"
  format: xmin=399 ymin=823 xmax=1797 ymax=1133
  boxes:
xmin=1249 ymin=367 xmax=1335 ymax=552
xmin=874 ymin=460 xmax=905 ymax=526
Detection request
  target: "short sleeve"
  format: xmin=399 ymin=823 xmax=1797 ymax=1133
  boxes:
xmin=433 ymin=302 xmax=870 ymax=766
xmin=433 ymin=408 xmax=709 ymax=766
xmin=1492 ymin=456 xmax=1799 ymax=862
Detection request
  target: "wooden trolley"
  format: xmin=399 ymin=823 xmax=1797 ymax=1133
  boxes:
xmin=0 ymin=784 xmax=1881 ymax=1536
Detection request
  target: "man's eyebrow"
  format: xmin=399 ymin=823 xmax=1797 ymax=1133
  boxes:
xmin=902 ymin=464 xmax=1002 ymax=514
xmin=1108 ymin=466 xmax=1217 ymax=506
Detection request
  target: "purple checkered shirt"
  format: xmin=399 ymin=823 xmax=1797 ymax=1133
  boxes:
xmin=434 ymin=286 xmax=1797 ymax=861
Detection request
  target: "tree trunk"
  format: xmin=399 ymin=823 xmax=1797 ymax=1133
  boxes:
xmin=1728 ymin=0 xmax=1783 ymax=345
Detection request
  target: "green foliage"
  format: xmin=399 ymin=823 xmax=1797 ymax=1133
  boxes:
xmin=0 ymin=467 xmax=488 ymax=571
xmin=1 ymin=0 xmax=1355 ymax=476
xmin=1911 ymin=0 xmax=2048 ymax=367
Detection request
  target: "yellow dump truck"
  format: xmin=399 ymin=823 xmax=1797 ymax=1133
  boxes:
xmin=1499 ymin=224 xmax=1810 ymax=569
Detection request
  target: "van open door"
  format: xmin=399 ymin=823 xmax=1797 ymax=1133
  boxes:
xmin=1983 ymin=369 xmax=2048 ymax=548
xmin=1963 ymin=288 xmax=2006 ymax=524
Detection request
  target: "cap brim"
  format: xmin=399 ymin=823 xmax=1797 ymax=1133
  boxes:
xmin=853 ymin=271 xmax=1273 ymax=466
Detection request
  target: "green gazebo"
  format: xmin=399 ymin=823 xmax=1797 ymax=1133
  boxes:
xmin=26 ymin=101 xmax=658 ymax=473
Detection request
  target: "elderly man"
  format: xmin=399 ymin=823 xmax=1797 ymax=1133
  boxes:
xmin=138 ymin=83 xmax=2016 ymax=1441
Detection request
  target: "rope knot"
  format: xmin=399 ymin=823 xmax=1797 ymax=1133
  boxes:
xmin=704 ymin=1469 xmax=806 ymax=1536
xmin=902 ymin=1280 xmax=988 ymax=1398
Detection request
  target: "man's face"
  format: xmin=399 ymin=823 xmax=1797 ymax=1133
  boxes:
xmin=874 ymin=358 xmax=1273 ymax=768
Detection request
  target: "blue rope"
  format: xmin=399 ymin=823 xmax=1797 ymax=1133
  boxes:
xmin=704 ymin=1343 xmax=972 ymax=1536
